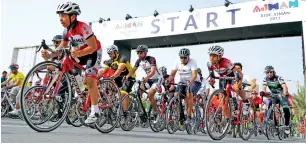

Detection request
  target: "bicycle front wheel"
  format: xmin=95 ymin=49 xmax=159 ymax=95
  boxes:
xmin=20 ymin=61 xmax=72 ymax=132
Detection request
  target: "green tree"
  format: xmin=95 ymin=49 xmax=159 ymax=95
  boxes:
xmin=293 ymin=87 xmax=306 ymax=120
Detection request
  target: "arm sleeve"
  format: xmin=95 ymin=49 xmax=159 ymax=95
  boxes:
xmin=190 ymin=59 xmax=197 ymax=70
xmin=134 ymin=59 xmax=141 ymax=68
xmin=80 ymin=23 xmax=94 ymax=40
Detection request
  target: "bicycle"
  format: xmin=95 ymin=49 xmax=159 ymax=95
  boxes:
xmin=19 ymin=39 xmax=120 ymax=132
xmin=1 ymin=87 xmax=23 ymax=119
xmin=204 ymin=73 xmax=256 ymax=140
xmin=260 ymin=92 xmax=286 ymax=140
xmin=119 ymin=79 xmax=164 ymax=132
xmin=166 ymin=82 xmax=191 ymax=134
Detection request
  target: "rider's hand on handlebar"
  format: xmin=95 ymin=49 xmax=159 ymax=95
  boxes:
xmin=41 ymin=49 xmax=50 ymax=60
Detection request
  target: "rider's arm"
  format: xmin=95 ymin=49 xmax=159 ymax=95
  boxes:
xmin=111 ymin=57 xmax=129 ymax=79
xmin=278 ymin=76 xmax=288 ymax=95
xmin=126 ymin=59 xmax=140 ymax=78
xmin=262 ymin=78 xmax=267 ymax=93
xmin=1 ymin=77 xmax=12 ymax=85
xmin=145 ymin=57 xmax=157 ymax=79
xmin=169 ymin=62 xmax=178 ymax=82
xmin=75 ymin=23 xmax=97 ymax=57
xmin=98 ymin=60 xmax=110 ymax=78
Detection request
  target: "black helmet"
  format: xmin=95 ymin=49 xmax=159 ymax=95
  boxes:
xmin=52 ymin=35 xmax=63 ymax=42
xmin=265 ymin=65 xmax=274 ymax=72
xmin=136 ymin=45 xmax=148 ymax=52
xmin=179 ymin=48 xmax=190 ymax=57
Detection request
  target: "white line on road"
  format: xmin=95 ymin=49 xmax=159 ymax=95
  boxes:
xmin=1 ymin=124 xmax=29 ymax=128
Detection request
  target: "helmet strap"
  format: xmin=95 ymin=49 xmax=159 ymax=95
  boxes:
xmin=67 ymin=14 xmax=77 ymax=31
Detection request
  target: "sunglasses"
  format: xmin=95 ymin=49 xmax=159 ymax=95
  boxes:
xmin=53 ymin=41 xmax=61 ymax=45
xmin=266 ymin=71 xmax=273 ymax=74
xmin=137 ymin=51 xmax=144 ymax=55
xmin=180 ymin=57 xmax=188 ymax=59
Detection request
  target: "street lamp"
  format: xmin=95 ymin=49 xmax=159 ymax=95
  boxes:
xmin=224 ymin=0 xmax=233 ymax=7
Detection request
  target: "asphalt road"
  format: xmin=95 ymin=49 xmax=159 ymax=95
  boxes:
xmin=1 ymin=117 xmax=305 ymax=143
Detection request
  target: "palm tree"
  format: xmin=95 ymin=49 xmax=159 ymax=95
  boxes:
xmin=293 ymin=87 xmax=306 ymax=120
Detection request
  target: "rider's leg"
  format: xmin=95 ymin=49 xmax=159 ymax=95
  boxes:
xmin=186 ymin=81 xmax=201 ymax=123
xmin=121 ymin=78 xmax=135 ymax=117
xmin=8 ymin=86 xmax=21 ymax=115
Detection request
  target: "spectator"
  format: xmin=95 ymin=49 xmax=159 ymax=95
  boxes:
xmin=1 ymin=71 xmax=8 ymax=88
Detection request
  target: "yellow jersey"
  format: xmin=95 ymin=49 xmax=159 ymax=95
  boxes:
xmin=9 ymin=72 xmax=25 ymax=87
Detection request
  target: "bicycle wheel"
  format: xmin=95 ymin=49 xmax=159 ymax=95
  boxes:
xmin=148 ymin=103 xmax=167 ymax=132
xmin=238 ymin=98 xmax=256 ymax=140
xmin=265 ymin=105 xmax=276 ymax=140
xmin=66 ymin=100 xmax=82 ymax=127
xmin=205 ymin=89 xmax=231 ymax=140
xmin=166 ymin=96 xmax=181 ymax=134
xmin=95 ymin=79 xmax=121 ymax=133
xmin=276 ymin=107 xmax=284 ymax=140
xmin=1 ymin=96 xmax=9 ymax=117
xmin=20 ymin=61 xmax=72 ymax=132
xmin=119 ymin=93 xmax=139 ymax=131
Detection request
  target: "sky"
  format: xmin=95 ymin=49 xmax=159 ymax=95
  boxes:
xmin=1 ymin=0 xmax=304 ymax=94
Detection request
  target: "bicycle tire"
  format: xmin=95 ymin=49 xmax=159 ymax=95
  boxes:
xmin=119 ymin=93 xmax=138 ymax=131
xmin=166 ymin=96 xmax=180 ymax=134
xmin=95 ymin=79 xmax=121 ymax=133
xmin=20 ymin=61 xmax=72 ymax=132
xmin=238 ymin=98 xmax=256 ymax=140
xmin=205 ymin=89 xmax=231 ymax=140
xmin=148 ymin=104 xmax=167 ymax=133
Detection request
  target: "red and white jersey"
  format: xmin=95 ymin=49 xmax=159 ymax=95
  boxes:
xmin=63 ymin=21 xmax=101 ymax=51
xmin=208 ymin=57 xmax=234 ymax=76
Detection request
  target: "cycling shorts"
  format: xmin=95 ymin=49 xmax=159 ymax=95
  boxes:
xmin=144 ymin=78 xmax=163 ymax=91
xmin=175 ymin=81 xmax=201 ymax=96
xmin=77 ymin=50 xmax=102 ymax=79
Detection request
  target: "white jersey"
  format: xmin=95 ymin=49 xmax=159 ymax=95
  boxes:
xmin=172 ymin=58 xmax=201 ymax=83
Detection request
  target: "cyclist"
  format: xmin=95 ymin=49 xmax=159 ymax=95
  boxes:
xmin=41 ymin=2 xmax=102 ymax=124
xmin=125 ymin=45 xmax=162 ymax=121
xmin=249 ymin=90 xmax=264 ymax=133
xmin=1 ymin=71 xmax=8 ymax=88
xmin=159 ymin=66 xmax=175 ymax=103
xmin=261 ymin=65 xmax=291 ymax=134
xmin=1 ymin=64 xmax=25 ymax=116
xmin=98 ymin=45 xmax=136 ymax=121
xmin=169 ymin=48 xmax=201 ymax=124
xmin=196 ymin=68 xmax=207 ymax=109
xmin=207 ymin=45 xmax=248 ymax=120
xmin=233 ymin=62 xmax=257 ymax=92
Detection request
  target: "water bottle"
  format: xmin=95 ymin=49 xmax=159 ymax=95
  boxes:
xmin=75 ymin=74 xmax=85 ymax=92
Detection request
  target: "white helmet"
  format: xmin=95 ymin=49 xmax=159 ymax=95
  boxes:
xmin=208 ymin=45 xmax=224 ymax=56
xmin=56 ymin=2 xmax=81 ymax=15
xmin=107 ymin=45 xmax=119 ymax=53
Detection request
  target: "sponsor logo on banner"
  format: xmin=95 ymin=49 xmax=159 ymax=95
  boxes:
xmin=114 ymin=21 xmax=144 ymax=38
xmin=253 ymin=0 xmax=299 ymax=21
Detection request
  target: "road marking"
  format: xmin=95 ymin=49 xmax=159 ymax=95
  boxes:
xmin=1 ymin=124 xmax=29 ymax=128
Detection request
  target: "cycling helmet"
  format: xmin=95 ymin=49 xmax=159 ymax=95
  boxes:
xmin=8 ymin=63 xmax=19 ymax=70
xmin=179 ymin=48 xmax=190 ymax=57
xmin=107 ymin=45 xmax=119 ymax=53
xmin=136 ymin=45 xmax=148 ymax=52
xmin=52 ymin=35 xmax=63 ymax=42
xmin=197 ymin=68 xmax=202 ymax=75
xmin=56 ymin=2 xmax=81 ymax=15
xmin=208 ymin=45 xmax=224 ymax=56
xmin=159 ymin=66 xmax=167 ymax=73
xmin=265 ymin=65 xmax=274 ymax=72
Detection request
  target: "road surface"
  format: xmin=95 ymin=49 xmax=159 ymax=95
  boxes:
xmin=1 ymin=117 xmax=305 ymax=143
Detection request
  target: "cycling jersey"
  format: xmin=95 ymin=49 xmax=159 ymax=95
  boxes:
xmin=252 ymin=95 xmax=262 ymax=106
xmin=172 ymin=58 xmax=200 ymax=83
xmin=208 ymin=57 xmax=234 ymax=76
xmin=9 ymin=72 xmax=25 ymax=87
xmin=63 ymin=21 xmax=101 ymax=51
xmin=63 ymin=21 xmax=102 ymax=78
xmin=263 ymin=75 xmax=285 ymax=94
xmin=103 ymin=54 xmax=136 ymax=78
xmin=134 ymin=56 xmax=162 ymax=79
